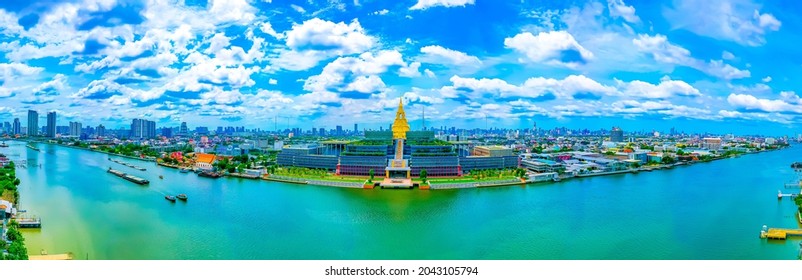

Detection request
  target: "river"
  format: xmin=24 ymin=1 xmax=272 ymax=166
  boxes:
xmin=4 ymin=141 xmax=801 ymax=259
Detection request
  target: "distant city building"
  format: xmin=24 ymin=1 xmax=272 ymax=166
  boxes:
xmin=702 ymin=138 xmax=722 ymax=150
xmin=179 ymin=122 xmax=188 ymax=136
xmin=131 ymin=119 xmax=156 ymax=139
xmin=69 ymin=121 xmax=82 ymax=136
xmin=336 ymin=125 xmax=343 ymax=136
xmin=12 ymin=118 xmax=20 ymax=135
xmin=196 ymin=126 xmax=209 ymax=135
xmin=27 ymin=110 xmax=38 ymax=136
xmin=162 ymin=127 xmax=173 ymax=138
xmin=46 ymin=111 xmax=56 ymax=138
xmin=473 ymin=146 xmax=514 ymax=157
xmin=610 ymin=126 xmax=624 ymax=142
xmin=2 ymin=122 xmax=9 ymax=133
xmin=56 ymin=125 xmax=69 ymax=135
xmin=354 ymin=124 xmax=358 ymax=134
xmin=765 ymin=138 xmax=776 ymax=145
xmin=96 ymin=124 xmax=106 ymax=137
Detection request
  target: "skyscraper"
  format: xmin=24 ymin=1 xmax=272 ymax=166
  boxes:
xmin=46 ymin=111 xmax=57 ymax=138
xmin=131 ymin=119 xmax=156 ymax=139
xmin=179 ymin=122 xmax=188 ymax=136
xmin=96 ymin=124 xmax=106 ymax=137
xmin=336 ymin=125 xmax=342 ymax=136
xmin=354 ymin=124 xmax=358 ymax=134
xmin=610 ymin=126 xmax=624 ymax=142
xmin=69 ymin=121 xmax=82 ymax=136
xmin=27 ymin=110 xmax=38 ymax=137
xmin=12 ymin=118 xmax=21 ymax=135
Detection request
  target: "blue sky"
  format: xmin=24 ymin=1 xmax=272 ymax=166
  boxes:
xmin=0 ymin=0 xmax=801 ymax=136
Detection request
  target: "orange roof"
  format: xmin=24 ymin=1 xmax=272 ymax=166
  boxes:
xmin=196 ymin=153 xmax=216 ymax=164
xmin=0 ymin=205 xmax=6 ymax=209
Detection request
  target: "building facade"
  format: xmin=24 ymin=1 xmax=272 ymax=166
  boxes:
xmin=27 ymin=110 xmax=38 ymax=136
xmin=46 ymin=111 xmax=56 ymax=138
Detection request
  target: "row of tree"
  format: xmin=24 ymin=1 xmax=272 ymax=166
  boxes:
xmin=1 ymin=161 xmax=27 ymax=260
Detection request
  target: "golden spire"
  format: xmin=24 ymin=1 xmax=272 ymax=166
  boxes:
xmin=391 ymin=98 xmax=410 ymax=139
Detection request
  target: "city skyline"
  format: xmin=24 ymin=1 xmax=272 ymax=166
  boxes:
xmin=1 ymin=1 xmax=802 ymax=135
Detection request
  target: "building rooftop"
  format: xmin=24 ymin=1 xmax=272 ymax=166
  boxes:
xmin=196 ymin=153 xmax=216 ymax=164
xmin=476 ymin=145 xmax=510 ymax=150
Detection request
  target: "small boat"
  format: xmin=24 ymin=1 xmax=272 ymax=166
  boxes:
xmin=179 ymin=168 xmax=189 ymax=173
xmin=159 ymin=175 xmax=164 ymax=179
xmin=198 ymin=171 xmax=221 ymax=179
xmin=165 ymin=195 xmax=176 ymax=202
xmin=177 ymin=194 xmax=187 ymax=201
xmin=0 ymin=143 xmax=8 ymax=148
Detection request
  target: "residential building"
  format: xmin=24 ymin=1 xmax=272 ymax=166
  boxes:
xmin=46 ymin=111 xmax=56 ymax=138
xmin=12 ymin=118 xmax=20 ymax=135
xmin=69 ymin=121 xmax=82 ymax=136
xmin=610 ymin=126 xmax=624 ymax=142
xmin=27 ymin=110 xmax=38 ymax=136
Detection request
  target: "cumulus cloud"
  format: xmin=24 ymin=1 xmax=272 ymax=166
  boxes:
xmin=663 ymin=0 xmax=781 ymax=46
xmin=727 ymin=93 xmax=802 ymax=113
xmin=410 ymin=0 xmax=475 ymax=10
xmin=303 ymin=50 xmax=408 ymax=96
xmin=419 ymin=45 xmax=482 ymax=66
xmin=633 ymin=34 xmax=750 ymax=79
xmin=607 ymin=0 xmax=640 ymax=23
xmin=441 ymin=74 xmax=615 ymax=100
xmin=617 ymin=77 xmax=701 ymax=99
xmin=285 ymin=18 xmax=374 ymax=54
xmin=504 ymin=31 xmax=594 ymax=68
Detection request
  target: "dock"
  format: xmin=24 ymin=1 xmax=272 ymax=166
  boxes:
xmin=760 ymin=227 xmax=802 ymax=240
xmin=15 ymin=217 xmax=41 ymax=228
xmin=29 ymin=253 xmax=74 ymax=260
xmin=107 ymin=168 xmax=149 ymax=185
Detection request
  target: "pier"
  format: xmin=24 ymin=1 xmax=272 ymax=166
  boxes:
xmin=15 ymin=217 xmax=42 ymax=228
xmin=107 ymin=168 xmax=149 ymax=185
xmin=29 ymin=252 xmax=74 ymax=260
xmin=760 ymin=226 xmax=802 ymax=240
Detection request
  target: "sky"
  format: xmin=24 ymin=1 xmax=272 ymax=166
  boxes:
xmin=0 ymin=0 xmax=801 ymax=136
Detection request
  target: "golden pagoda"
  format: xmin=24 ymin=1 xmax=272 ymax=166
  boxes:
xmin=391 ymin=98 xmax=410 ymax=140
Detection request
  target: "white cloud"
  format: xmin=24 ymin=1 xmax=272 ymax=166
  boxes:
xmin=399 ymin=62 xmax=421 ymax=77
xmin=762 ymin=76 xmax=772 ymax=83
xmin=633 ymin=34 xmax=750 ymax=79
xmin=617 ymin=77 xmax=701 ymax=99
xmin=663 ymin=0 xmax=781 ymax=46
xmin=372 ymin=9 xmax=389 ymax=15
xmin=260 ymin=22 xmax=283 ymax=39
xmin=727 ymin=93 xmax=802 ymax=113
xmin=207 ymin=33 xmax=231 ymax=54
xmin=424 ymin=69 xmax=436 ymax=78
xmin=410 ymin=0 xmax=475 ymax=10
xmin=722 ymin=51 xmax=735 ymax=60
xmin=607 ymin=0 xmax=640 ymax=23
xmin=291 ymin=4 xmax=307 ymax=14
xmin=209 ymin=0 xmax=256 ymax=23
xmin=303 ymin=50 xmax=406 ymax=95
xmin=504 ymin=31 xmax=594 ymax=68
xmin=286 ymin=18 xmax=374 ymax=54
xmin=403 ymin=88 xmax=445 ymax=104
xmin=268 ymin=78 xmax=278 ymax=85
xmin=1 ymin=63 xmax=44 ymax=84
xmin=419 ymin=45 xmax=482 ymax=66
xmin=442 ymin=74 xmax=615 ymax=100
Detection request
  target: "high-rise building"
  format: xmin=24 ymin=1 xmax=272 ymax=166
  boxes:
xmin=27 ymin=110 xmax=38 ymax=136
xmin=46 ymin=111 xmax=57 ymax=138
xmin=336 ymin=125 xmax=343 ymax=136
xmin=179 ymin=122 xmax=188 ymax=136
xmin=69 ymin=121 xmax=82 ymax=136
xmin=12 ymin=118 xmax=20 ymax=135
xmin=319 ymin=127 xmax=325 ymax=136
xmin=96 ymin=124 xmax=106 ymax=137
xmin=2 ymin=122 xmax=10 ymax=133
xmin=610 ymin=126 xmax=624 ymax=142
xmin=196 ymin=126 xmax=209 ymax=135
xmin=162 ymin=127 xmax=173 ymax=138
xmin=131 ymin=119 xmax=156 ymax=139
xmin=354 ymin=124 xmax=358 ymax=134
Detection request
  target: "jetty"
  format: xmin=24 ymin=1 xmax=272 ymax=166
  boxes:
xmin=107 ymin=168 xmax=149 ymax=185
xmin=108 ymin=158 xmax=147 ymax=171
xmin=760 ymin=227 xmax=802 ymax=240
xmin=15 ymin=217 xmax=42 ymax=228
xmin=29 ymin=252 xmax=74 ymax=260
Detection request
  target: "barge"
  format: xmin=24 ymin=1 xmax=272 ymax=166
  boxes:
xmin=107 ymin=167 xmax=149 ymax=185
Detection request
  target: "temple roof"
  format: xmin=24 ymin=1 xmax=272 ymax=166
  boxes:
xmin=391 ymin=98 xmax=410 ymax=139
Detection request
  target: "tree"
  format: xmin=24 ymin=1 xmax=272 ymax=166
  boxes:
xmin=13 ymin=178 xmax=20 ymax=186
xmin=661 ymin=156 xmax=676 ymax=165
xmin=420 ymin=169 xmax=427 ymax=181
xmin=369 ymin=169 xmax=375 ymax=182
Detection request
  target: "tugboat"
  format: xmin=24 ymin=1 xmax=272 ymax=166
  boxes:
xmin=165 ymin=195 xmax=176 ymax=202
xmin=177 ymin=194 xmax=187 ymax=201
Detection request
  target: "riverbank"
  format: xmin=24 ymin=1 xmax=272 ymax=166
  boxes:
xmin=19 ymin=139 xmax=156 ymax=163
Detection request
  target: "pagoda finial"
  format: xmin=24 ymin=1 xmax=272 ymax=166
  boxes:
xmin=392 ymin=98 xmax=410 ymax=139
